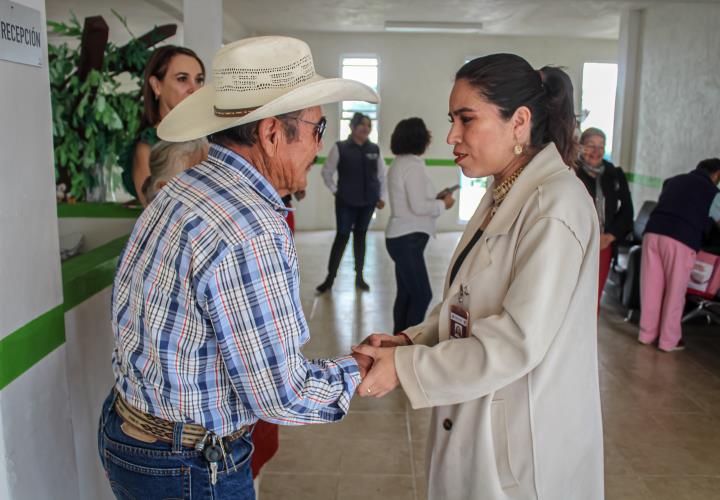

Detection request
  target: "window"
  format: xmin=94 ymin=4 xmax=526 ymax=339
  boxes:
xmin=458 ymin=175 xmax=487 ymax=223
xmin=340 ymin=57 xmax=378 ymax=142
xmin=581 ymin=62 xmax=618 ymax=157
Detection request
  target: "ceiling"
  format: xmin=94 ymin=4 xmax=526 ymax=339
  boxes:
xmin=46 ymin=0 xmax=720 ymax=43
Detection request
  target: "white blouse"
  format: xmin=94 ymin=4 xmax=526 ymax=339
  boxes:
xmin=385 ymin=155 xmax=445 ymax=239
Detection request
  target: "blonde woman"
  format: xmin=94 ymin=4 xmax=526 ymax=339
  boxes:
xmin=141 ymin=139 xmax=208 ymax=205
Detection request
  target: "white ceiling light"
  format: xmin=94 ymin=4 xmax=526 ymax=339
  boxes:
xmin=384 ymin=21 xmax=483 ymax=34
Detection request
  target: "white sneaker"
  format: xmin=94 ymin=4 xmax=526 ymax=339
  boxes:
xmin=659 ymin=340 xmax=685 ymax=352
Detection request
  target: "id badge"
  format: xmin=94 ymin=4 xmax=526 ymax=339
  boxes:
xmin=449 ymin=285 xmax=470 ymax=339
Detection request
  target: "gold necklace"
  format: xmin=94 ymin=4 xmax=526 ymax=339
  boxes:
xmin=490 ymin=164 xmax=527 ymax=218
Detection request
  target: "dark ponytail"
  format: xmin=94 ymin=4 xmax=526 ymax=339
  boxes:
xmin=537 ymin=66 xmax=578 ymax=165
xmin=456 ymin=54 xmax=578 ymax=166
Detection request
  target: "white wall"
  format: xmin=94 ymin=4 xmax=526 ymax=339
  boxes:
xmin=64 ymin=289 xmax=116 ymax=500
xmin=0 ymin=0 xmax=80 ymax=498
xmin=0 ymin=0 xmax=61 ymax=335
xmin=0 ymin=347 xmax=80 ymax=499
xmin=627 ymin=4 xmax=720 ymax=206
xmin=271 ymin=31 xmax=617 ymax=231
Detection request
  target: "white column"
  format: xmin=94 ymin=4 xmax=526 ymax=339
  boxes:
xmin=183 ymin=0 xmax=223 ymax=77
xmin=0 ymin=0 xmax=79 ymax=498
xmin=612 ymin=9 xmax=643 ymax=169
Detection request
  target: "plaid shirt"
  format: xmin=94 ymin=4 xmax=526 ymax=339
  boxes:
xmin=111 ymin=144 xmax=360 ymax=436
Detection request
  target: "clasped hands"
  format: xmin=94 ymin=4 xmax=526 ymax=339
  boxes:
xmin=350 ymin=333 xmax=410 ymax=398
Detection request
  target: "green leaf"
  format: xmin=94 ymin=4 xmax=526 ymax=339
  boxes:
xmin=95 ymin=94 xmax=106 ymax=113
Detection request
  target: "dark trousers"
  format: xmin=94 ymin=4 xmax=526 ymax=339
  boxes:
xmin=326 ymin=198 xmax=375 ymax=279
xmin=385 ymin=232 xmax=432 ymax=333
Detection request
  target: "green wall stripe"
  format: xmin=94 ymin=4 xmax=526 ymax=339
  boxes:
xmin=314 ymin=156 xmax=669 ymax=176
xmin=314 ymin=155 xmax=457 ymax=167
xmin=625 ymin=172 xmax=663 ymax=189
xmin=8 ymin=163 xmax=662 ymax=390
xmin=0 ymin=235 xmax=130 ymax=391
xmin=57 ymin=202 xmax=142 ymax=219
xmin=0 ymin=305 xmax=65 ymax=390
xmin=62 ymin=235 xmax=129 ymax=311
xmin=424 ymin=158 xmax=457 ymax=166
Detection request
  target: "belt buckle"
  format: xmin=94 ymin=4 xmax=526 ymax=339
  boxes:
xmin=226 ymin=426 xmax=244 ymax=442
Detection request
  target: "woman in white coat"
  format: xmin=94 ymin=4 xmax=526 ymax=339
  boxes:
xmin=353 ymin=54 xmax=604 ymax=499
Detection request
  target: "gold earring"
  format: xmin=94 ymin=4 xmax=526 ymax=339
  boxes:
xmin=514 ymin=144 xmax=523 ymax=156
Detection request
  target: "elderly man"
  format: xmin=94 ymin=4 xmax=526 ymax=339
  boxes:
xmin=98 ymin=37 xmax=378 ymax=499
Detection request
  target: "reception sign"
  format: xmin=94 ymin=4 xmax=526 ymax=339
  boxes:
xmin=0 ymin=0 xmax=43 ymax=67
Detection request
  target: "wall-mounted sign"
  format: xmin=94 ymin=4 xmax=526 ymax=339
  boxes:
xmin=0 ymin=0 xmax=42 ymax=67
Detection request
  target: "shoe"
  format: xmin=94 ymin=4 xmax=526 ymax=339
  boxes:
xmin=659 ymin=340 xmax=685 ymax=352
xmin=316 ymin=277 xmax=333 ymax=294
xmin=638 ymin=337 xmax=656 ymax=346
xmin=355 ymin=277 xmax=370 ymax=291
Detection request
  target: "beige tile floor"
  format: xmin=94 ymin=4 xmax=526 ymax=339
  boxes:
xmin=259 ymin=230 xmax=720 ymax=500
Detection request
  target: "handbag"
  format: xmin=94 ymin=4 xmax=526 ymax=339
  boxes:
xmin=687 ymin=251 xmax=720 ymax=299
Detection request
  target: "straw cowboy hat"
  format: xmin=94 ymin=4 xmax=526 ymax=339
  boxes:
xmin=158 ymin=36 xmax=380 ymax=142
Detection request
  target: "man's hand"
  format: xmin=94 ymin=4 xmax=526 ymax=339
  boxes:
xmin=600 ymin=233 xmax=616 ymax=250
xmin=352 ymin=345 xmax=399 ymax=398
xmin=441 ymin=194 xmax=455 ymax=210
xmin=351 ymin=351 xmax=374 ymax=378
xmin=376 ymin=200 xmax=386 ymax=209
xmin=361 ymin=333 xmax=410 ymax=348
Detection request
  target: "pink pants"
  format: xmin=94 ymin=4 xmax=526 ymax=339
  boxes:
xmin=639 ymin=233 xmax=696 ymax=350
xmin=598 ymin=245 xmax=613 ymax=312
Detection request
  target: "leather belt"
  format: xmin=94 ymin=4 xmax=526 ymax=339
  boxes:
xmin=114 ymin=394 xmax=248 ymax=449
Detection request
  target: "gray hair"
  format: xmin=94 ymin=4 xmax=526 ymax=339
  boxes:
xmin=144 ymin=139 xmax=208 ymax=203
xmin=207 ymin=110 xmax=302 ymax=148
xmin=579 ymin=127 xmax=606 ymax=145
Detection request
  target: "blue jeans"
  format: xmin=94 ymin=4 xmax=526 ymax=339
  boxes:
xmin=98 ymin=391 xmax=255 ymax=500
xmin=385 ymin=232 xmax=432 ymax=333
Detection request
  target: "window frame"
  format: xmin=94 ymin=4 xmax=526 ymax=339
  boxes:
xmin=338 ymin=53 xmax=381 ymax=144
xmin=580 ymin=61 xmax=619 ymax=160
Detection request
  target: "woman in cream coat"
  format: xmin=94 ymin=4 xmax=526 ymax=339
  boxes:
xmin=354 ymin=54 xmax=604 ymax=499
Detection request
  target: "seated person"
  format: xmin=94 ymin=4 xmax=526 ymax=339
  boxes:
xmin=141 ymin=139 xmax=209 ymax=206
xmin=575 ymin=127 xmax=633 ymax=308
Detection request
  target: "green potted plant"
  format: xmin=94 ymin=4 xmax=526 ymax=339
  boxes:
xmin=48 ymin=12 xmax=175 ymax=202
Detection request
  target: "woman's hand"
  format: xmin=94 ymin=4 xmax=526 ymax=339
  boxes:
xmin=352 ymin=345 xmax=400 ymax=398
xmin=600 ymin=233 xmax=616 ymax=250
xmin=361 ymin=333 xmax=410 ymax=348
xmin=442 ymin=194 xmax=455 ymax=209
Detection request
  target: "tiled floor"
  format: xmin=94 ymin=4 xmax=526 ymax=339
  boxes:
xmin=259 ymin=231 xmax=720 ymax=500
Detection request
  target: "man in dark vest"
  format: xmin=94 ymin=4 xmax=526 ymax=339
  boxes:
xmin=317 ymin=112 xmax=387 ymax=293
xmin=639 ymin=158 xmax=720 ymax=352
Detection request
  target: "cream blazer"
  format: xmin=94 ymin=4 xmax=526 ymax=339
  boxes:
xmin=395 ymin=144 xmax=604 ymax=500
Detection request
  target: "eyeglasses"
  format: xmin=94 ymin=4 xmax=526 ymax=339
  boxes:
xmin=289 ymin=116 xmax=327 ymax=143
